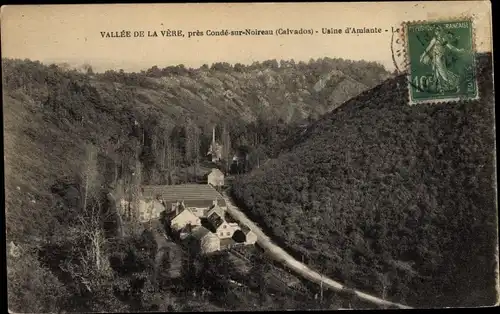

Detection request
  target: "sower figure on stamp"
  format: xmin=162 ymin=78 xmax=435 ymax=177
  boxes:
xmin=419 ymin=25 xmax=466 ymax=93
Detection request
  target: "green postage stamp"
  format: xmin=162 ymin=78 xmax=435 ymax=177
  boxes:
xmin=405 ymin=19 xmax=478 ymax=105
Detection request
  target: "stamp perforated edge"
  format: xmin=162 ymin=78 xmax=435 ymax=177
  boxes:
xmin=400 ymin=15 xmax=480 ymax=106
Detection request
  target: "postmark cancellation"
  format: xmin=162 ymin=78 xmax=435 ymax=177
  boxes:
xmin=403 ymin=18 xmax=479 ymax=105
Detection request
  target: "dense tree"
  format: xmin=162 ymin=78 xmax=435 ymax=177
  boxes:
xmin=82 ymin=63 xmax=94 ymax=75
xmin=210 ymin=62 xmax=233 ymax=72
xmin=231 ymin=54 xmax=496 ymax=308
xmin=234 ymin=63 xmax=246 ymax=72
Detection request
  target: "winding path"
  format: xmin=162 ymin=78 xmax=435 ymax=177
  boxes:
xmin=221 ymin=192 xmax=412 ymax=310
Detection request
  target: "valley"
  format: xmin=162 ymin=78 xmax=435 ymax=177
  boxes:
xmin=3 ymin=56 xmax=389 ymax=312
xmin=3 ymin=53 xmax=496 ymax=312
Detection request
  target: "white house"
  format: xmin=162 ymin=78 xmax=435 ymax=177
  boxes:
xmin=206 ymin=168 xmax=225 ymax=187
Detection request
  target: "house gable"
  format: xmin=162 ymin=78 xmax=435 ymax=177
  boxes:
xmin=171 ymin=209 xmax=200 ymax=231
xmin=206 ymin=168 xmax=225 ymax=187
xmin=215 ymin=221 xmax=240 ymax=239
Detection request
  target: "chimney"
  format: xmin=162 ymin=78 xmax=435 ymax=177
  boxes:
xmin=213 ymin=198 xmax=218 ymax=207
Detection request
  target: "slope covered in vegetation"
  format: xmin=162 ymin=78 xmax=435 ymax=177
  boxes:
xmin=2 ymin=57 xmax=388 ymax=240
xmin=3 ymin=57 xmax=389 ymax=312
xmin=231 ymin=53 xmax=497 ymax=307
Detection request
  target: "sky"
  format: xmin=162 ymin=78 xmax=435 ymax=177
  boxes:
xmin=1 ymin=2 xmax=493 ymax=73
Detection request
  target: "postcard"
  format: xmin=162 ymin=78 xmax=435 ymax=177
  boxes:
xmin=2 ymin=2 xmax=497 ymax=312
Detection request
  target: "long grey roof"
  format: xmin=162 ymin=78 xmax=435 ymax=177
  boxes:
xmin=141 ymin=184 xmax=225 ymax=206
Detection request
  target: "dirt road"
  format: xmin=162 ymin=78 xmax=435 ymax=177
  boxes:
xmin=222 ymin=193 xmax=412 ymax=310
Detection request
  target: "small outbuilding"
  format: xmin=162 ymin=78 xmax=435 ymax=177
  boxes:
xmin=240 ymin=224 xmax=258 ymax=245
xmin=184 ymin=226 xmax=221 ymax=254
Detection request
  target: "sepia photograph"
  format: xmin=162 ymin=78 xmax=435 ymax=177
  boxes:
xmin=2 ymin=2 xmax=498 ymax=312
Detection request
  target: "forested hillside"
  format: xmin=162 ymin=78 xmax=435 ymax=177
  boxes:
xmin=231 ymin=53 xmax=497 ymax=308
xmin=3 ymin=57 xmax=388 ymax=312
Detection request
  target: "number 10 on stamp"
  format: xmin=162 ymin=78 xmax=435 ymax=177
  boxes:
xmin=405 ymin=19 xmax=478 ymax=105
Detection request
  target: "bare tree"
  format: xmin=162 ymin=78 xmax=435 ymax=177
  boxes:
xmin=376 ymin=272 xmax=391 ymax=308
xmin=59 ymin=144 xmax=113 ymax=294
xmin=158 ymin=127 xmax=174 ymax=185
xmin=160 ymin=132 xmax=167 ymax=171
xmin=107 ymin=192 xmax=125 ymax=238
xmin=151 ymin=128 xmax=157 ymax=153
xmin=184 ymin=120 xmax=194 ymax=164
xmin=192 ymin=124 xmax=200 ymax=181
xmin=168 ymin=141 xmax=179 ymax=185
xmin=130 ymin=159 xmax=142 ymax=221
xmin=121 ymin=136 xmax=142 ymax=222
xmin=81 ymin=144 xmax=99 ymax=216
xmin=182 ymin=122 xmax=191 ymax=184
xmin=222 ymin=125 xmax=232 ymax=174
xmin=183 ymin=120 xmax=201 ymax=182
